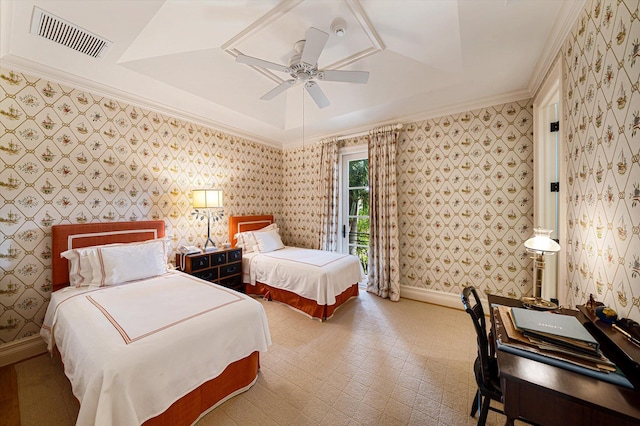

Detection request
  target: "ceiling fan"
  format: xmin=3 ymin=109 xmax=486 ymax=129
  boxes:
xmin=235 ymin=27 xmax=369 ymax=109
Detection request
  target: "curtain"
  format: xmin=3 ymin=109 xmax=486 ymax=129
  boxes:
xmin=367 ymin=126 xmax=400 ymax=301
xmin=317 ymin=137 xmax=339 ymax=251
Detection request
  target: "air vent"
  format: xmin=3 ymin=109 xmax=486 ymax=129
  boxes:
xmin=30 ymin=7 xmax=112 ymax=59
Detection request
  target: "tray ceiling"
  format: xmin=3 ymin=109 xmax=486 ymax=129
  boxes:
xmin=0 ymin=0 xmax=585 ymax=146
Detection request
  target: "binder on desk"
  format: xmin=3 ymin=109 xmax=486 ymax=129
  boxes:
xmin=510 ymin=306 xmax=599 ymax=353
xmin=493 ymin=306 xmax=634 ymax=389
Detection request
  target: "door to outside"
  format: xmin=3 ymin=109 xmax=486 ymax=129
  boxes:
xmin=340 ymin=151 xmax=370 ymax=276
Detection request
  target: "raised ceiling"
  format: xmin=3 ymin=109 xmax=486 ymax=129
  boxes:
xmin=0 ymin=0 xmax=585 ymax=147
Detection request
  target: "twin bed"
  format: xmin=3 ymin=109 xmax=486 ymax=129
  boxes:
xmin=42 ymin=216 xmax=362 ymax=425
xmin=228 ymin=215 xmax=363 ymax=321
xmin=43 ymin=221 xmax=271 ymax=426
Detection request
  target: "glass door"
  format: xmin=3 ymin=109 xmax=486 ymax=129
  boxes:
xmin=340 ymin=150 xmax=369 ymax=275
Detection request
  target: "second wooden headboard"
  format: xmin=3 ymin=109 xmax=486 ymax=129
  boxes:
xmin=228 ymin=215 xmax=274 ymax=246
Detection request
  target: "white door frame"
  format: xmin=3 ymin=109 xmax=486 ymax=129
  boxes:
xmin=533 ymin=57 xmax=566 ymax=305
xmin=338 ymin=145 xmax=367 ymax=254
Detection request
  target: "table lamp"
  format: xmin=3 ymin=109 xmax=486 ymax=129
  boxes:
xmin=524 ymin=228 xmax=561 ymax=299
xmin=191 ymin=189 xmax=224 ymax=252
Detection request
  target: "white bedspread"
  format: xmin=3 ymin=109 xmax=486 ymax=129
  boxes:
xmin=243 ymin=247 xmax=364 ymax=305
xmin=40 ymin=270 xmax=271 ymax=426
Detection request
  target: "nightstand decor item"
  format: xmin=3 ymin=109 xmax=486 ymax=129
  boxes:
xmin=191 ymin=189 xmax=224 ymax=252
xmin=523 ymin=228 xmax=561 ymax=300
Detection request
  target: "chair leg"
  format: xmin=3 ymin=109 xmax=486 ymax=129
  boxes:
xmin=478 ymin=394 xmax=491 ymax=426
xmin=470 ymin=390 xmax=480 ymax=417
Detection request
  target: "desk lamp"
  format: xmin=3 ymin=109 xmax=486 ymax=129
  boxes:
xmin=191 ymin=189 xmax=224 ymax=252
xmin=524 ymin=228 xmax=561 ymax=299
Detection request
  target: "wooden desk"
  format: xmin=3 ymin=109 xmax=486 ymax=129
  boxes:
xmin=488 ymin=294 xmax=640 ymax=426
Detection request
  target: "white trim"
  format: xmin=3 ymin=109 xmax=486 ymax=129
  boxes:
xmin=528 ymin=0 xmax=586 ymax=97
xmin=190 ymin=374 xmax=260 ymax=426
xmin=0 ymin=56 xmax=282 ymax=149
xmin=68 ymin=228 xmax=159 ymax=250
xmin=400 ymin=285 xmax=463 ymax=310
xmin=300 ymin=92 xmax=534 ymax=148
xmin=400 ymin=285 xmax=492 ymax=317
xmin=532 ymin=56 xmax=566 ymax=305
xmin=3 ymin=55 xmax=534 ymax=151
xmin=0 ymin=335 xmax=47 ymax=367
xmin=338 ymin=149 xmax=368 ymax=254
xmin=234 ymin=220 xmax=272 ymax=236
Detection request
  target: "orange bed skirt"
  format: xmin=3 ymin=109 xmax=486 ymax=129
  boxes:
xmin=143 ymin=351 xmax=260 ymax=425
xmin=246 ymin=282 xmax=359 ymax=321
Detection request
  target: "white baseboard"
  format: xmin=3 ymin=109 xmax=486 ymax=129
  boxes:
xmin=400 ymin=285 xmax=491 ymax=314
xmin=0 ymin=335 xmax=47 ymax=367
xmin=400 ymin=285 xmax=465 ymax=310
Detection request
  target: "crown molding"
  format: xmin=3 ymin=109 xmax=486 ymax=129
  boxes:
xmin=0 ymin=56 xmax=283 ymax=149
xmin=528 ymin=0 xmax=586 ymax=97
xmin=283 ymin=88 xmax=534 ymax=149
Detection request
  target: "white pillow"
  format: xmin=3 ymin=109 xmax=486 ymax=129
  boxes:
xmin=254 ymin=229 xmax=285 ymax=253
xmin=61 ymin=242 xmax=126 ymax=287
xmin=61 ymin=247 xmax=96 ymax=287
xmin=88 ymin=239 xmax=168 ymax=288
xmin=235 ymin=223 xmax=278 ymax=253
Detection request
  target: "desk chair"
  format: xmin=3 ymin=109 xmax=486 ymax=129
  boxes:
xmin=461 ymin=286 xmax=504 ymax=426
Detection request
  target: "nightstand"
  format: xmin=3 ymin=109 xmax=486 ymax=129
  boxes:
xmin=176 ymin=247 xmax=243 ymax=293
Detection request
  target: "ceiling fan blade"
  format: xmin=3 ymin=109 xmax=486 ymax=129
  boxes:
xmin=300 ymin=27 xmax=329 ymax=66
xmin=261 ymin=80 xmax=296 ymax=100
xmin=320 ymin=70 xmax=370 ymax=84
xmin=236 ymin=54 xmax=291 ymax=73
xmin=305 ymin=81 xmax=330 ymax=109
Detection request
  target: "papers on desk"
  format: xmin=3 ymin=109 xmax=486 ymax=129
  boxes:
xmin=493 ymin=306 xmax=634 ymax=389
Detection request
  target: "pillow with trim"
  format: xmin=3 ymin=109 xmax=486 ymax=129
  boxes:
xmin=254 ymin=228 xmax=285 ymax=253
xmin=87 ymin=239 xmax=168 ymax=288
xmin=235 ymin=223 xmax=278 ymax=253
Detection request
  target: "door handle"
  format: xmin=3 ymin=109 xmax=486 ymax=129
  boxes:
xmin=342 ymin=225 xmax=346 ymax=238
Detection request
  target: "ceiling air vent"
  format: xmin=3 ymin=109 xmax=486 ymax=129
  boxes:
xmin=30 ymin=7 xmax=112 ymax=59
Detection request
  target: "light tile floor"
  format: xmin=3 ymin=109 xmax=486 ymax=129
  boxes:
xmin=17 ymin=289 xmax=507 ymax=425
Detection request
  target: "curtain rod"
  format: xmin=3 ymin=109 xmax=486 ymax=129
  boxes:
xmin=335 ymin=123 xmax=403 ymax=141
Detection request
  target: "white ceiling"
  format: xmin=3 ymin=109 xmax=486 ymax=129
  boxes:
xmin=0 ymin=0 xmax=585 ymax=147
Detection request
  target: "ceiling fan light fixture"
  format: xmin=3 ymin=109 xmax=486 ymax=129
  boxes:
xmin=331 ymin=18 xmax=347 ymax=37
xmin=236 ymin=26 xmax=368 ymax=108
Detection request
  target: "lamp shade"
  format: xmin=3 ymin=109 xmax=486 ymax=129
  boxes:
xmin=192 ymin=189 xmax=223 ymax=208
xmin=524 ymin=228 xmax=561 ymax=253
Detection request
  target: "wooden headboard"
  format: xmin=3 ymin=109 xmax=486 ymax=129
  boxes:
xmin=228 ymin=215 xmax=274 ymax=246
xmin=51 ymin=221 xmax=165 ymax=292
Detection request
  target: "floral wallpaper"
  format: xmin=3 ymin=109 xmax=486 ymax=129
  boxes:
xmin=0 ymin=68 xmax=283 ymax=344
xmin=283 ymin=107 xmax=535 ymax=301
xmin=563 ymin=0 xmax=640 ymax=322
xmin=2 ymin=0 xmax=637 ymax=348
xmin=397 ymin=101 xmax=535 ymax=298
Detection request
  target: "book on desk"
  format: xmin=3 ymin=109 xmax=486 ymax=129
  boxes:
xmin=510 ymin=306 xmax=600 ymax=354
xmin=493 ymin=305 xmax=634 ymax=389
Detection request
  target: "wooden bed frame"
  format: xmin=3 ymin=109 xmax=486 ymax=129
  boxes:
xmin=50 ymin=221 xmax=259 ymax=425
xmin=228 ymin=215 xmax=359 ymax=321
